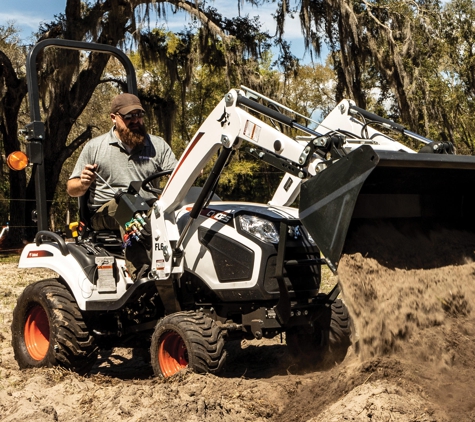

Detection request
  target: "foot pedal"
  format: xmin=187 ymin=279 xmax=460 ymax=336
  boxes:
xmin=95 ymin=256 xmax=116 ymax=293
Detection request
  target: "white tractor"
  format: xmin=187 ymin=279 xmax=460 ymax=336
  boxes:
xmin=10 ymin=40 xmax=475 ymax=377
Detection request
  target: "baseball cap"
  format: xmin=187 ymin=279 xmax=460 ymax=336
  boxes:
xmin=110 ymin=93 xmax=145 ymax=115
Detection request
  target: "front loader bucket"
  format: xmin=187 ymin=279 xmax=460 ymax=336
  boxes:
xmin=299 ymin=145 xmax=475 ymax=271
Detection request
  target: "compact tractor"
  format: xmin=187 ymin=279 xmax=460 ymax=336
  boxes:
xmin=10 ymin=40 xmax=475 ymax=377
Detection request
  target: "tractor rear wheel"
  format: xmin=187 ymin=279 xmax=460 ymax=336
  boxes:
xmin=150 ymin=311 xmax=226 ymax=378
xmin=11 ymin=279 xmax=97 ymax=374
xmin=287 ymin=298 xmax=352 ymax=369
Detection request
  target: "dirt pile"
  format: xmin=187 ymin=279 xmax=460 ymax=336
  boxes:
xmin=341 ymin=253 xmax=475 ymax=361
xmin=279 ymin=221 xmax=475 ymax=421
xmin=335 ymin=253 xmax=475 ymax=421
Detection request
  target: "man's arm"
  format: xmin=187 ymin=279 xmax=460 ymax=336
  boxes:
xmin=67 ymin=164 xmax=97 ymax=197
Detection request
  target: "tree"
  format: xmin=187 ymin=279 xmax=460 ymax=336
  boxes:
xmin=436 ymin=0 xmax=475 ymax=152
xmin=269 ymin=0 xmax=475 ymax=153
xmin=288 ymin=0 xmax=444 ymax=130
xmin=0 ymin=25 xmax=29 ymax=243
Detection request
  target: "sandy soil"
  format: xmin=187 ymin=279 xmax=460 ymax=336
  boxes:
xmin=1 ymin=221 xmax=475 ymax=421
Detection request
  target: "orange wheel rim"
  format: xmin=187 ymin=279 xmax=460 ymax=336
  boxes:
xmin=24 ymin=304 xmax=50 ymax=361
xmin=158 ymin=331 xmax=188 ymax=377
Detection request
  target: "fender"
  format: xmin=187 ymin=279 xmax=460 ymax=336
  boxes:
xmin=19 ymin=242 xmax=132 ymax=310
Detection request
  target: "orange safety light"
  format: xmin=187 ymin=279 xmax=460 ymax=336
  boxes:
xmin=6 ymin=151 xmax=29 ymax=171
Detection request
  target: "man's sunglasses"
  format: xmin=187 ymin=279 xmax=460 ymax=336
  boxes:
xmin=116 ymin=111 xmax=145 ymax=121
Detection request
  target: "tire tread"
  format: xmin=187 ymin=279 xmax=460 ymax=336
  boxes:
xmin=11 ymin=278 xmax=97 ymax=374
xmin=151 ymin=311 xmax=226 ymax=377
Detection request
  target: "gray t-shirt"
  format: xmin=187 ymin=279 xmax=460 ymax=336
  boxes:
xmin=70 ymin=127 xmax=177 ymax=211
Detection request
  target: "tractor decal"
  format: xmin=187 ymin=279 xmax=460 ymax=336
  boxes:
xmin=27 ymin=251 xmax=54 ymax=258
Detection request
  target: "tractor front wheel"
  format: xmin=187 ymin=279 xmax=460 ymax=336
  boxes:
xmin=287 ymin=298 xmax=352 ymax=369
xmin=150 ymin=311 xmax=226 ymax=378
xmin=11 ymin=279 xmax=97 ymax=374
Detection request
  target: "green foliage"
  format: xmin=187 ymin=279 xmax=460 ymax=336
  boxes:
xmin=436 ymin=0 xmax=475 ymax=152
xmin=218 ymin=151 xmax=283 ymax=203
xmin=285 ymin=0 xmax=475 ymax=153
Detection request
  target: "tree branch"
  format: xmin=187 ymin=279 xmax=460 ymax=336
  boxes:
xmin=61 ymin=125 xmax=97 ymax=163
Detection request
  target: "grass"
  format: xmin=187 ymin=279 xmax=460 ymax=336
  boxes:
xmin=0 ymin=254 xmax=20 ymax=264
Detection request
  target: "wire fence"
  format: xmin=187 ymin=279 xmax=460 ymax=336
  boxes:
xmin=0 ymin=198 xmax=79 ymax=232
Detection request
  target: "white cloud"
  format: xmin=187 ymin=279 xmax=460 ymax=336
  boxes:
xmin=0 ymin=12 xmax=46 ymax=29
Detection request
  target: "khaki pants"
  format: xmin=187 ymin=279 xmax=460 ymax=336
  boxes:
xmin=90 ymin=199 xmax=150 ymax=281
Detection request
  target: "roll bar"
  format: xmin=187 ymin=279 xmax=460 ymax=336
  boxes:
xmin=24 ymin=39 xmax=138 ymax=231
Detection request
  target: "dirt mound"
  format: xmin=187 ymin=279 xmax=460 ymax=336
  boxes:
xmin=277 ymin=221 xmax=475 ymax=421
xmin=338 ymin=253 xmax=475 ymax=421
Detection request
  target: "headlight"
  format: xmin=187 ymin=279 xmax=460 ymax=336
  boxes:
xmin=238 ymin=215 xmax=279 ymax=244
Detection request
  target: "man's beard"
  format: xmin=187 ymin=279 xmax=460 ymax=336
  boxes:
xmin=117 ymin=122 xmax=147 ymax=149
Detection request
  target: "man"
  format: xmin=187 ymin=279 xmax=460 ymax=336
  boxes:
xmin=67 ymin=93 xmax=177 ymax=280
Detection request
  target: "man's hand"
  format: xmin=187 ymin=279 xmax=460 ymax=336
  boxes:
xmin=80 ymin=164 xmax=98 ymax=188
xmin=66 ymin=164 xmax=98 ymax=197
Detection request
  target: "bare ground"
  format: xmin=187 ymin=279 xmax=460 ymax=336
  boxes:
xmin=2 ymin=222 xmax=475 ymax=422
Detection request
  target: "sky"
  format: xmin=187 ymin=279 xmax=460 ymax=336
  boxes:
xmin=0 ymin=0 xmax=319 ymax=63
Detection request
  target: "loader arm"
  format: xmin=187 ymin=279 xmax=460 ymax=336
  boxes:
xmin=159 ymin=90 xmax=311 ymax=213
xmin=269 ymin=99 xmax=418 ymax=207
xmin=151 ymin=89 xmax=322 ymax=280
xmin=161 ymin=93 xmax=424 ymax=218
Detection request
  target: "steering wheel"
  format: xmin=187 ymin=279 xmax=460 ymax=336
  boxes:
xmin=141 ymin=169 xmax=173 ymax=195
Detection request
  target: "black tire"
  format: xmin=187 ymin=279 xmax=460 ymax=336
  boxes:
xmin=287 ymin=299 xmax=352 ymax=369
xmin=150 ymin=311 xmax=226 ymax=378
xmin=11 ymin=279 xmax=98 ymax=374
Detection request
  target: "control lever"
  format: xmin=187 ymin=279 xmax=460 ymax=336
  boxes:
xmin=92 ymin=169 xmax=150 ymax=247
xmin=93 ymin=170 xmax=117 ymax=194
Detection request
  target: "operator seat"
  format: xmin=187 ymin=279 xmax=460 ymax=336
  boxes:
xmin=77 ymin=190 xmax=123 ymax=251
xmin=62 ymin=191 xmax=124 ymax=282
